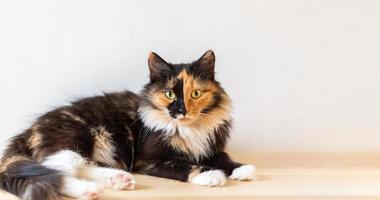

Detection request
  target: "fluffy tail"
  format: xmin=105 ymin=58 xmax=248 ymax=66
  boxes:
xmin=0 ymin=155 xmax=63 ymax=200
xmin=1 ymin=132 xmax=64 ymax=200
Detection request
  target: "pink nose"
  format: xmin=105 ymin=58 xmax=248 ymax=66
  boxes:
xmin=176 ymin=114 xmax=185 ymax=119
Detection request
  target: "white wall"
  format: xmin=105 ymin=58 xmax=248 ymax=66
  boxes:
xmin=1 ymin=0 xmax=380 ymax=153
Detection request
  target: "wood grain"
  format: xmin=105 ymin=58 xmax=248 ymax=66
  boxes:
xmin=1 ymin=152 xmax=380 ymax=200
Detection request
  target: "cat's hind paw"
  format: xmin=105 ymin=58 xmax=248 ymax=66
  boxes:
xmin=229 ymin=164 xmax=256 ymax=181
xmin=78 ymin=182 xmax=103 ymax=200
xmin=190 ymin=170 xmax=226 ymax=186
xmin=106 ymin=171 xmax=136 ymax=190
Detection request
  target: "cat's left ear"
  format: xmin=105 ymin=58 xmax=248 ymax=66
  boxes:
xmin=195 ymin=50 xmax=215 ymax=80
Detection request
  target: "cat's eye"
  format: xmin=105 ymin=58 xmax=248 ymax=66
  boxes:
xmin=165 ymin=90 xmax=176 ymax=100
xmin=191 ymin=89 xmax=202 ymax=99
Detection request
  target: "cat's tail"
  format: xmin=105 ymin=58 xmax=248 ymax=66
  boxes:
xmin=0 ymin=155 xmax=63 ymax=200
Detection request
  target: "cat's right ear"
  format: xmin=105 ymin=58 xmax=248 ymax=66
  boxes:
xmin=148 ymin=52 xmax=172 ymax=81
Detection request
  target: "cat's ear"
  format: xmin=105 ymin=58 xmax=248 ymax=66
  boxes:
xmin=148 ymin=52 xmax=172 ymax=81
xmin=195 ymin=50 xmax=215 ymax=80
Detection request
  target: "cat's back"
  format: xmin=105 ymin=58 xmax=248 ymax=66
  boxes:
xmin=67 ymin=90 xmax=141 ymax=124
xmin=38 ymin=90 xmax=141 ymax=130
xmin=6 ymin=90 xmax=141 ymax=164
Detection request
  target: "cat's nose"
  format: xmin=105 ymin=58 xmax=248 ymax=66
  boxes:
xmin=176 ymin=114 xmax=185 ymax=119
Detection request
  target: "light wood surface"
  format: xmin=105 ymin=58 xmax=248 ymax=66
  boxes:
xmin=1 ymin=152 xmax=380 ymax=200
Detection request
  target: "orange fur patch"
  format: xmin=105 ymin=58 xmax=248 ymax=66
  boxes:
xmin=91 ymin=126 xmax=118 ymax=167
xmin=28 ymin=125 xmax=42 ymax=151
xmin=179 ymin=70 xmax=222 ymax=122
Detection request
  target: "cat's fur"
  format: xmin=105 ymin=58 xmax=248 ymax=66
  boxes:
xmin=0 ymin=50 xmax=255 ymax=200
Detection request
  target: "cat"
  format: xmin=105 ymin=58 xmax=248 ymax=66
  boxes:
xmin=0 ymin=50 xmax=255 ymax=200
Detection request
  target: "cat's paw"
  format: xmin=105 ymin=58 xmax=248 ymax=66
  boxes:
xmin=106 ymin=171 xmax=136 ymax=190
xmin=190 ymin=170 xmax=226 ymax=186
xmin=229 ymin=164 xmax=256 ymax=181
xmin=78 ymin=182 xmax=103 ymax=200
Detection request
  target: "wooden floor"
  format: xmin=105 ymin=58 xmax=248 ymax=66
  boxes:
xmin=2 ymin=152 xmax=380 ymax=200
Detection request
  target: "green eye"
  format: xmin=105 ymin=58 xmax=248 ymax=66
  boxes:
xmin=165 ymin=90 xmax=176 ymax=100
xmin=191 ymin=89 xmax=202 ymax=99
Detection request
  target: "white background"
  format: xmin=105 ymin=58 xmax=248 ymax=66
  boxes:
xmin=1 ymin=0 xmax=380 ymax=153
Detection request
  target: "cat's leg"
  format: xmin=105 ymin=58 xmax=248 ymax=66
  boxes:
xmin=41 ymin=149 xmax=88 ymax=176
xmin=201 ymin=152 xmax=256 ymax=181
xmin=135 ymin=157 xmax=226 ymax=186
xmin=79 ymin=166 xmax=136 ymax=190
xmin=41 ymin=150 xmax=104 ymax=199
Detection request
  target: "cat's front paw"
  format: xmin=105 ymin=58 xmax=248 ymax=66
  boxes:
xmin=229 ymin=164 xmax=256 ymax=181
xmin=190 ymin=170 xmax=226 ymax=186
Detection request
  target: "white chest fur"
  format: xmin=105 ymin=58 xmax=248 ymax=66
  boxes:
xmin=138 ymin=104 xmax=232 ymax=161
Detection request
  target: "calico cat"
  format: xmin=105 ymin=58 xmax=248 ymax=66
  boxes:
xmin=0 ymin=50 xmax=255 ymax=200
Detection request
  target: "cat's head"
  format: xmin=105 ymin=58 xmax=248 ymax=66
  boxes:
xmin=139 ymin=50 xmax=232 ymax=133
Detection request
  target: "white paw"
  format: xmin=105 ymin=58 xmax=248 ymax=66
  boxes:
xmin=229 ymin=165 xmax=256 ymax=181
xmin=190 ymin=170 xmax=226 ymax=187
xmin=78 ymin=182 xmax=103 ymax=200
xmin=105 ymin=170 xmax=136 ymax=190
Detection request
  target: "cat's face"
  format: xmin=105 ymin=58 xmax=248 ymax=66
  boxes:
xmin=139 ymin=50 xmax=231 ymax=129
